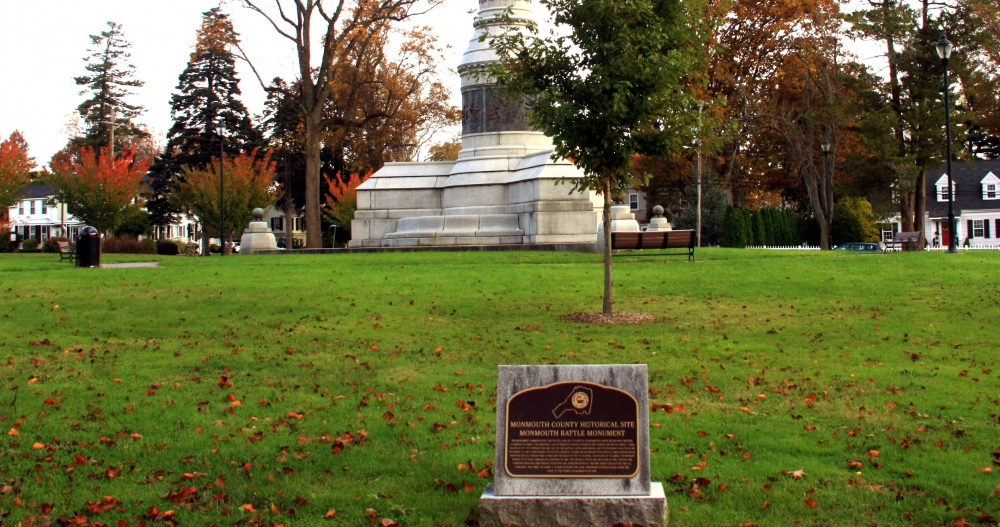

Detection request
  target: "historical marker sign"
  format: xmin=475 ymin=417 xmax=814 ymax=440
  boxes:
xmin=505 ymin=382 xmax=639 ymax=478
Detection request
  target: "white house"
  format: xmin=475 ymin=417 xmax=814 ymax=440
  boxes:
xmin=262 ymin=207 xmax=307 ymax=248
xmin=7 ymin=184 xmax=84 ymax=244
xmin=925 ymin=160 xmax=1000 ymax=248
xmin=7 ymin=183 xmax=201 ymax=246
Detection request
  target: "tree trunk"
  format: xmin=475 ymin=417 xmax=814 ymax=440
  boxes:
xmin=602 ymin=179 xmax=614 ymax=315
xmin=900 ymin=191 xmax=914 ymax=232
xmin=285 ymin=158 xmax=295 ymax=249
xmin=914 ymin=172 xmax=927 ymax=248
xmin=304 ymin=110 xmax=323 ymax=249
xmin=202 ymin=227 xmax=211 ymax=256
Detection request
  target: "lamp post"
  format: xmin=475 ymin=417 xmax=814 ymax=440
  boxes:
xmin=821 ymin=138 xmax=832 ymax=249
xmin=331 ymin=224 xmax=339 ymax=248
xmin=936 ymin=34 xmax=958 ymax=253
xmin=216 ymin=117 xmax=227 ymax=256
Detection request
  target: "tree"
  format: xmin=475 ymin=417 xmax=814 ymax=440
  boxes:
xmin=673 ymin=172 xmax=729 ymax=245
xmin=489 ymin=0 xmax=702 ymax=314
xmin=323 ymin=170 xmax=372 ymax=242
xmin=147 ymin=8 xmax=263 ymax=226
xmin=48 ymin=146 xmax=150 ymax=243
xmin=243 ymin=0 xmax=435 ymax=248
xmin=73 ymin=22 xmax=149 ymax=154
xmin=831 ymin=196 xmax=879 ymax=245
xmin=114 ymin=207 xmax=153 ymax=238
xmin=427 ymin=139 xmax=461 ymax=162
xmin=0 ymin=132 xmax=35 ymax=219
xmin=751 ymin=210 xmax=766 ymax=245
xmin=170 ymin=150 xmax=277 ymax=255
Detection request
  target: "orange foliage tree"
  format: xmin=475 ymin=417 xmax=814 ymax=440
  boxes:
xmin=170 ymin=150 xmax=277 ymax=252
xmin=244 ymin=0 xmax=438 ymax=249
xmin=48 ymin=145 xmax=150 ymax=238
xmin=1 ymin=131 xmax=35 ymax=228
xmin=323 ymin=171 xmax=372 ymax=240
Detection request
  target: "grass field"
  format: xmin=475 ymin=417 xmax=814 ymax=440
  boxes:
xmin=1 ymin=249 xmax=999 ymax=526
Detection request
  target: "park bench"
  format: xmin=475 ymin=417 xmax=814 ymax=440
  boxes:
xmin=55 ymin=241 xmax=76 ymax=263
xmin=611 ymin=229 xmax=696 ymax=262
xmin=887 ymin=231 xmax=922 ymax=252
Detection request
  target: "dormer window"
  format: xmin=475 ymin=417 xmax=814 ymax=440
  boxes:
xmin=935 ymin=177 xmax=956 ymax=202
xmin=982 ymin=172 xmax=1000 ymax=200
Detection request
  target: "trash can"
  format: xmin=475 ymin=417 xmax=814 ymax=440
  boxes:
xmin=76 ymin=227 xmax=101 ymax=268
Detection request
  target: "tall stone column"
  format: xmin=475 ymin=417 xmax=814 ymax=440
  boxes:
xmin=457 ymin=0 xmax=552 ymax=159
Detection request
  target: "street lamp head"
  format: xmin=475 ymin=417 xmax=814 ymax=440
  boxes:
xmin=936 ymin=34 xmax=953 ymax=62
xmin=820 ymin=138 xmax=830 ymax=153
xmin=216 ymin=116 xmax=226 ymax=136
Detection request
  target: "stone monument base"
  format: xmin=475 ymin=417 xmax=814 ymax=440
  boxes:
xmin=479 ymin=483 xmax=668 ymax=527
xmin=239 ymin=220 xmax=277 ymax=255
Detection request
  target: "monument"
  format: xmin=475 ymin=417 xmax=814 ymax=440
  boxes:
xmin=646 ymin=205 xmax=673 ymax=232
xmin=479 ymin=365 xmax=668 ymax=527
xmin=239 ymin=208 xmax=277 ymax=254
xmin=349 ymin=0 xmax=604 ymax=248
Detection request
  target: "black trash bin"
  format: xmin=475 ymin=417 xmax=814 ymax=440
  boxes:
xmin=77 ymin=227 xmax=101 ymax=268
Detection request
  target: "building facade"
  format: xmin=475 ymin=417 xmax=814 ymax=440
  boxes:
xmin=7 ymin=184 xmax=201 ymax=247
xmin=7 ymin=184 xmax=84 ymax=244
xmin=925 ymin=160 xmax=1000 ymax=248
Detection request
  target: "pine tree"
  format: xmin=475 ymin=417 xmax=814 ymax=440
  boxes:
xmin=73 ymin=22 xmax=149 ymax=153
xmin=147 ymin=8 xmax=262 ymax=225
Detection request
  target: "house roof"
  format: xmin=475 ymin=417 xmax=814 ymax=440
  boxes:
xmin=925 ymin=160 xmax=1000 ymax=217
xmin=15 ymin=184 xmax=53 ymax=200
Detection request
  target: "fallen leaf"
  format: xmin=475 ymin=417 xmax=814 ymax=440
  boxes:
xmin=325 ymin=509 xmax=337 ymax=518
xmin=805 ymin=498 xmax=818 ymax=508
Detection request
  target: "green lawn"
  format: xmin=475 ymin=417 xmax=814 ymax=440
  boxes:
xmin=1 ymin=249 xmax=998 ymax=526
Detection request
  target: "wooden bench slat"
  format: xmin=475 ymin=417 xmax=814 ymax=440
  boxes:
xmin=611 ymin=229 xmax=695 ymax=261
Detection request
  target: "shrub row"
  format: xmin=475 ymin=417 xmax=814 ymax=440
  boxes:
xmin=103 ymin=237 xmax=157 ymax=254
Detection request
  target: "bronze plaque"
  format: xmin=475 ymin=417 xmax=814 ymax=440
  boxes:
xmin=504 ymin=382 xmax=639 ymax=478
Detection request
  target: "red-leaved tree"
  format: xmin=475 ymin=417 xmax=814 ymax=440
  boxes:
xmin=323 ymin=171 xmax=372 ymax=241
xmin=170 ymin=150 xmax=277 ymax=254
xmin=49 ymin=145 xmax=150 ymax=242
xmin=1 ymin=131 xmax=36 ymax=229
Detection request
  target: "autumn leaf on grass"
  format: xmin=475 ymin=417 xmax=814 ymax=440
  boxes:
xmin=242 ymin=503 xmax=258 ymax=514
xmin=163 ymin=486 xmax=199 ymax=505
xmin=762 ymin=501 xmax=770 ymax=510
xmin=805 ymin=498 xmax=818 ymax=508
xmin=381 ymin=519 xmax=400 ymax=527
xmin=782 ymin=469 xmax=806 ymax=480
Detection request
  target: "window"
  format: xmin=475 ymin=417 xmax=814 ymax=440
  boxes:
xmin=294 ymin=217 xmax=303 ymax=231
xmin=974 ymin=220 xmax=985 ymax=238
xmin=629 ymin=194 xmax=638 ymax=210
xmin=987 ymin=184 xmax=998 ymax=199
xmin=18 ymin=202 xmax=23 ymax=215
xmin=41 ymin=201 xmax=47 ymax=214
xmin=271 ymin=217 xmax=284 ymax=232
xmin=29 ymin=201 xmax=35 ymax=214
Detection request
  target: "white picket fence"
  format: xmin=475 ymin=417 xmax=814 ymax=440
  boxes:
xmin=927 ymin=245 xmax=1000 ymax=251
xmin=745 ymin=245 xmax=821 ymax=251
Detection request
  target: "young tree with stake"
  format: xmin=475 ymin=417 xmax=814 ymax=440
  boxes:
xmin=488 ymin=0 xmax=705 ymax=314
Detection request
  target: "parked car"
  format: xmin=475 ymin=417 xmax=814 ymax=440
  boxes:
xmin=833 ymin=242 xmax=882 ymax=253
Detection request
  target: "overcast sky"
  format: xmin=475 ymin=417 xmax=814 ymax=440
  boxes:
xmin=0 ymin=1 xmax=884 ymax=166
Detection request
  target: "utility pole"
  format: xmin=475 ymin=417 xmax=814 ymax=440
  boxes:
xmin=696 ymin=103 xmax=703 ymax=248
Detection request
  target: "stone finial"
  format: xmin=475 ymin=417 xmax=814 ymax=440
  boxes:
xmin=252 ymin=208 xmax=265 ymax=221
xmin=652 ymin=205 xmax=664 ymax=218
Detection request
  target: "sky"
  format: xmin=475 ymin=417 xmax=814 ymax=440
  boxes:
xmin=0 ymin=0 xmax=476 ymax=165
xmin=0 ymin=0 xmax=885 ymax=166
